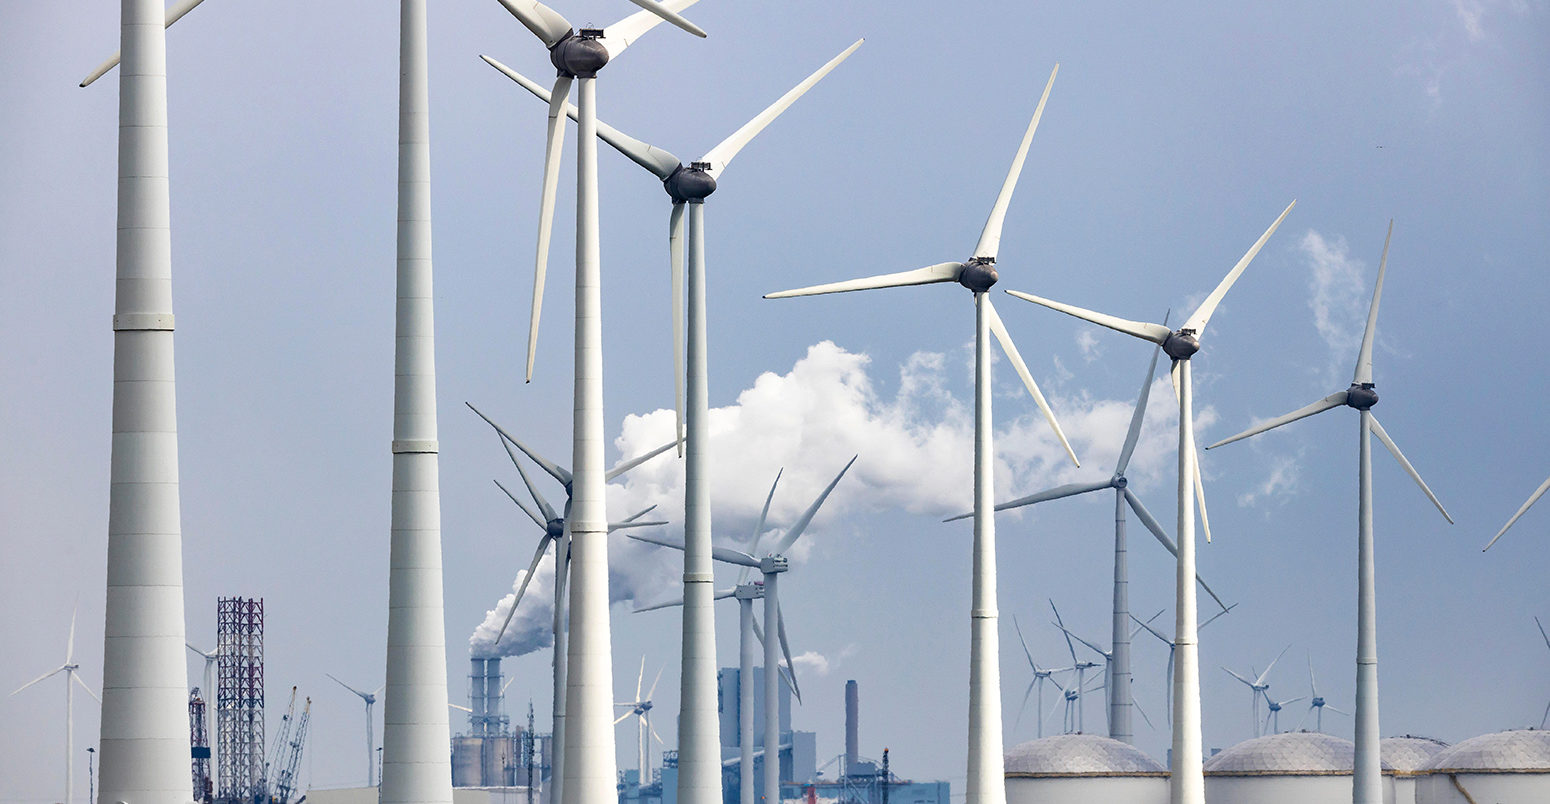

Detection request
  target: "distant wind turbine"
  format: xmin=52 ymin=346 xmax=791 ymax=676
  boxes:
xmin=1006 ymin=199 xmax=1295 ymax=804
xmin=1207 ymin=220 xmax=1450 ymax=804
xmin=1010 ymin=616 xmax=1072 ymax=739
xmin=11 ymin=608 xmax=99 ymax=804
xmin=186 ymin=643 xmax=221 ymax=776
xmin=1261 ymin=693 xmax=1308 ymax=735
xmin=765 ymin=66 xmax=1077 ymax=804
xmin=1222 ymin=645 xmax=1293 ymax=739
xmin=327 ymin=673 xmax=383 ymax=787
xmin=1048 ymin=613 xmax=1158 ymax=736
xmin=615 ymin=658 xmax=666 ymax=790
xmin=1294 ymin=656 xmax=1348 ymax=733
xmin=1129 ymin=605 xmax=1235 ymax=726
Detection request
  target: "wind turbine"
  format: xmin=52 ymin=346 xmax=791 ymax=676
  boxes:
xmin=766 ymin=67 xmax=1077 ymax=804
xmin=1206 ymin=220 xmax=1450 ymax=804
xmin=1294 ymin=655 xmax=1349 ymax=733
xmin=1537 ymin=617 xmax=1550 ymax=729
xmin=1221 ymin=645 xmax=1292 ymax=739
xmin=1006 ymin=199 xmax=1295 ymax=803
xmin=12 ymin=608 xmax=100 ymax=804
xmin=488 ymin=2 xmax=707 ymax=801
xmin=186 ymin=643 xmax=221 ymax=776
xmin=1010 ymin=616 xmax=1072 ymax=739
xmin=950 ymin=334 xmax=1231 ymax=745
xmin=1128 ymin=604 xmax=1236 ymax=726
xmin=1261 ymin=693 xmax=1308 ymax=735
xmin=327 ymin=674 xmax=384 ymax=787
xmin=469 ymin=402 xmax=673 ymax=804
xmin=1047 ymin=601 xmax=1102 ymax=735
xmin=481 ymin=43 xmax=859 ymax=803
xmin=614 ymin=659 xmax=666 ymax=789
xmin=1048 ymin=614 xmax=1161 ymax=737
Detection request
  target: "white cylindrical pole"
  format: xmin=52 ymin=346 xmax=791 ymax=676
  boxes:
xmin=679 ymin=200 xmax=723 ymax=804
xmin=66 ymin=675 xmax=74 ymax=804
xmin=1353 ymin=411 xmax=1382 ymax=804
xmin=98 ymin=0 xmax=193 ymax=800
xmin=1170 ymin=360 xmax=1204 ymax=804
xmin=763 ymin=575 xmax=781 ymax=804
xmin=551 ymin=527 xmax=570 ymax=804
xmin=1111 ymin=489 xmax=1133 ymax=744
xmin=965 ymin=293 xmax=1005 ymax=804
xmin=739 ymin=596 xmax=756 ymax=804
xmin=562 ymin=75 xmax=618 ymax=804
xmin=380 ymin=0 xmax=453 ymax=801
xmin=366 ymin=704 xmax=376 ymax=786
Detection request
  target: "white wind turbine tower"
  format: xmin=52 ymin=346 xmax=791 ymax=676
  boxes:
xmin=634 ymin=458 xmax=855 ymax=804
xmin=949 ymin=336 xmax=1232 ymax=745
xmin=1010 ymin=616 xmax=1072 ymax=739
xmin=766 ymin=67 xmax=1078 ymax=804
xmin=1207 ymin=220 xmax=1451 ymax=804
xmin=614 ymin=659 xmax=666 ymax=788
xmin=187 ymin=642 xmax=221 ymax=776
xmin=488 ymin=3 xmax=706 ymax=800
xmin=328 ymin=674 xmax=384 ymax=787
xmin=469 ymin=402 xmax=673 ymax=804
xmin=1536 ymin=617 xmax=1550 ymax=729
xmin=1295 ymin=655 xmax=1349 ymax=733
xmin=1128 ymin=605 xmax=1235 ymax=726
xmin=1007 ymin=199 xmax=1296 ymax=804
xmin=480 ymin=43 xmax=859 ymax=804
xmin=11 ymin=608 xmax=100 ymax=804
xmin=1221 ymin=645 xmax=1293 ymax=739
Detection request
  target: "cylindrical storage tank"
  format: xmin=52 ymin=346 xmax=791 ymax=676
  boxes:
xmin=1203 ymin=731 xmax=1393 ymax=804
xmin=1383 ymin=736 xmax=1449 ymax=804
xmin=1004 ymin=733 xmax=1169 ymax=804
xmin=1415 ymin=729 xmax=1550 ymax=804
xmin=453 ymin=735 xmax=484 ymax=786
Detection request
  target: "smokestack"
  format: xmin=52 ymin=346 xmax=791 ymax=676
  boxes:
xmin=845 ymin=680 xmax=859 ymax=774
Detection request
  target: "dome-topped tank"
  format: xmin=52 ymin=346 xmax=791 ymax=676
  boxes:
xmin=1204 ymin=732 xmax=1392 ymax=804
xmin=1004 ymin=735 xmax=1167 ymax=804
xmin=1385 ymin=736 xmax=1450 ymax=804
xmin=1414 ymin=730 xmax=1550 ymax=804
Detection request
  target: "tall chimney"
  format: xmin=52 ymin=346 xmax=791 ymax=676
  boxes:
xmin=844 ymin=680 xmax=859 ymax=774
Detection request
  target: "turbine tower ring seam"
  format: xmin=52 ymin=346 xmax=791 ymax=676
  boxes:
xmin=391 ymin=440 xmax=439 ymax=454
xmin=111 ymin=313 xmax=174 ymax=331
xmin=683 ymin=572 xmax=714 ymax=583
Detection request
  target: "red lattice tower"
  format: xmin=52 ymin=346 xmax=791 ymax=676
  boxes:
xmin=189 ymin=688 xmax=213 ymax=803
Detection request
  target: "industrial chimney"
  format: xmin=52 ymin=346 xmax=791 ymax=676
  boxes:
xmin=845 ymin=680 xmax=859 ymax=775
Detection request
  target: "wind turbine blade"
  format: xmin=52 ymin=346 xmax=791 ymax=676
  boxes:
xmin=714 ymin=587 xmax=738 ymax=600
xmin=1169 ymin=366 xmax=1214 ymax=542
xmin=628 ymin=532 xmax=686 ymax=552
xmin=1308 ymin=654 xmax=1319 ymax=695
xmin=670 ymin=204 xmax=686 ymax=457
xmin=1254 ymin=645 xmax=1293 ymax=687
xmin=1133 ymin=693 xmax=1155 ymax=731
xmin=650 ymin=722 xmax=667 ymax=746
xmin=944 ymin=480 xmax=1111 ymax=522
xmin=700 ymin=39 xmax=864 ymax=179
xmin=1183 ymin=200 xmax=1297 ymax=336
xmin=1116 ymin=344 xmax=1164 ymax=475
xmin=495 ymin=536 xmax=553 ymax=645
xmin=1013 ymin=615 xmax=1039 ymax=670
xmin=605 ymin=436 xmax=683 ymax=480
xmin=1004 ymin=290 xmax=1172 ymax=345
xmin=973 ymin=64 xmax=1058 ymax=261
xmin=614 ymin=711 xmax=633 ymax=726
xmin=526 ymin=73 xmax=574 ymax=381
xmin=65 ymin=605 xmax=78 ymax=664
xmin=1120 ymin=489 xmax=1227 ymax=610
xmin=1013 ymin=681 xmax=1034 ymax=733
xmin=634 ymin=594 xmax=686 ymax=614
xmin=79 ymin=0 xmax=210 ymax=87
xmin=1128 ymin=613 xmax=1168 ymax=645
xmin=450 ymin=702 xmax=473 ymax=713
xmin=771 ymin=456 xmax=857 ymax=555
xmin=621 ymin=505 xmax=659 ymax=523
xmin=647 ymin=665 xmax=664 ymax=700
xmin=1368 ymin=414 xmax=1453 ymax=523
xmin=602 ymin=0 xmax=706 ymax=60
xmin=749 ymin=468 xmax=782 ymax=551
xmin=494 ymin=0 xmax=573 ymax=47
xmin=1056 ymin=625 xmax=1109 ymax=659
xmin=502 ymin=440 xmax=561 ymax=523
xmin=986 ymin=297 xmax=1079 ymax=466
xmin=480 ymin=54 xmax=682 ymax=179
xmin=1354 ymin=219 xmax=1393 ymax=385
xmin=467 ymin=403 xmax=573 ymax=486
xmin=1484 ymin=474 xmax=1550 ymax=551
xmin=1207 ymin=392 xmax=1348 ymax=450
xmin=636 ymin=657 xmax=646 ymax=700
xmin=607 ymin=520 xmax=669 ymax=533
xmin=494 ymin=479 xmax=548 ymax=531
xmin=1049 ymin=600 xmax=1080 ymax=666
xmin=1537 ymin=617 xmax=1550 ymax=652
xmin=1325 ymin=705 xmax=1351 ymax=716
xmin=1222 ymin=667 xmax=1256 ymax=688
xmin=10 ymin=666 xmax=65 ymax=696
xmin=1200 ymin=602 xmax=1238 ymax=629
xmin=764 ymin=262 xmax=963 ymax=298
xmin=1280 ymin=695 xmax=1308 ymax=706
xmin=776 ymin=606 xmax=801 ymax=703
xmin=71 ymin=673 xmax=101 ymax=703
xmin=1294 ymin=705 xmax=1313 ymax=733
xmin=327 ymin=673 xmax=370 ymax=700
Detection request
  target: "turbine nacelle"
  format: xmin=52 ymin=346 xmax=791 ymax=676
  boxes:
xmin=759 ymin=555 xmax=789 ymax=575
xmin=734 ymin=584 xmax=764 ymax=601
xmin=664 ymin=162 xmax=717 ymax=203
xmin=1162 ymin=329 xmax=1201 ymax=361
xmin=546 ymin=518 xmax=566 ymax=539
xmin=1345 ymin=382 xmax=1379 ymax=410
xmin=549 ymin=29 xmax=610 ymax=77
xmin=1112 ymin=475 xmax=1128 ymax=489
xmin=956 ymin=257 xmax=998 ymax=293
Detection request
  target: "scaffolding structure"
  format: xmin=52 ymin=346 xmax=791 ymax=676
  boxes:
xmin=190 ymin=688 xmax=213 ymax=804
xmin=217 ymin=597 xmax=265 ymax=804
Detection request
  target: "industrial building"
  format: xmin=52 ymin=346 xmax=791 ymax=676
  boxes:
xmin=1003 ymin=734 xmax=1169 ymax=804
xmin=452 ymin=658 xmax=548 ymax=794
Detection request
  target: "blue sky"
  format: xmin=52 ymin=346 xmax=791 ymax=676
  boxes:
xmin=2 ymin=0 xmax=1548 ymax=799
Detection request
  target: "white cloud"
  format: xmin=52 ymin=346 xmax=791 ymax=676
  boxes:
xmin=1075 ymin=330 xmax=1102 ymax=362
xmin=791 ymin=651 xmax=831 ymax=677
xmin=1300 ymin=229 xmax=1368 ymax=381
xmin=1453 ymin=0 xmax=1488 ymax=40
xmin=1236 ymin=454 xmax=1301 ymax=508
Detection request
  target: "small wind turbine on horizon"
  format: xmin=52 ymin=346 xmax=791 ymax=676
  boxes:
xmin=1010 ymin=615 xmax=1072 ymax=739
xmin=1048 ymin=609 xmax=1158 ymax=737
xmin=1005 ymin=198 xmax=1296 ymax=804
xmin=481 ymin=42 xmax=860 ymax=803
xmin=765 ymin=66 xmax=1077 ymax=804
xmin=1048 ymin=600 xmax=1102 ymax=735
xmin=1207 ymin=220 xmax=1451 ymax=804
xmin=1222 ymin=645 xmax=1293 ymax=740
xmin=615 ymin=658 xmax=666 ymax=790
xmin=485 ymin=2 xmax=707 ymax=801
xmin=186 ymin=643 xmax=221 ymax=777
xmin=11 ymin=608 xmax=99 ymax=804
xmin=1295 ymin=655 xmax=1349 ymax=733
xmin=1261 ymin=692 xmax=1308 ymax=735
xmin=1129 ymin=605 xmax=1236 ymax=727
xmin=327 ymin=673 xmax=384 ymax=788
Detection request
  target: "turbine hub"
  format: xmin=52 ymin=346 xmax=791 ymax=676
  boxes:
xmin=1163 ymin=329 xmax=1200 ymax=361
xmin=760 ymin=555 xmax=789 ymax=575
xmin=1312 ymin=696 xmax=1325 ymax=707
xmin=1345 ymin=382 xmax=1378 ymax=410
xmin=551 ymin=30 xmax=609 ymax=78
xmin=1113 ymin=475 xmax=1128 ymax=489
xmin=734 ymin=584 xmax=763 ymax=600
xmin=546 ymin=518 xmax=565 ymax=539
xmin=956 ymin=257 xmax=998 ymax=293
xmin=664 ymin=162 xmax=717 ymax=203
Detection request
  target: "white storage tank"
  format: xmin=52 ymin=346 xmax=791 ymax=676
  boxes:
xmin=1414 ymin=729 xmax=1550 ymax=804
xmin=1004 ymin=733 xmax=1168 ymax=804
xmin=1383 ymin=735 xmax=1449 ymax=804
xmin=1202 ymin=731 xmax=1391 ymax=804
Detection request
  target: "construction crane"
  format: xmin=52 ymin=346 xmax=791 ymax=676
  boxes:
xmin=262 ymin=686 xmax=311 ymax=804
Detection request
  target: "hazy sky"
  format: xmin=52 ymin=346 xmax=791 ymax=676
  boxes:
xmin=3 ymin=0 xmax=1548 ymax=800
